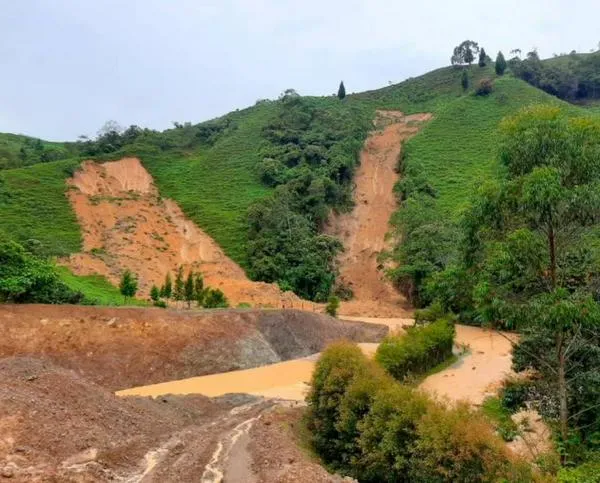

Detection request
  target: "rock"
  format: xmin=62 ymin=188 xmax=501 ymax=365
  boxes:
xmin=1 ymin=463 xmax=17 ymax=478
xmin=39 ymin=319 xmax=48 ymax=325
xmin=25 ymin=375 xmax=37 ymax=382
xmin=106 ymin=318 xmax=117 ymax=328
xmin=61 ymin=448 xmax=98 ymax=467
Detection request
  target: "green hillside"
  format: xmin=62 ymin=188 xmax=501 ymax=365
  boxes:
xmin=1 ymin=61 xmax=597 ymax=302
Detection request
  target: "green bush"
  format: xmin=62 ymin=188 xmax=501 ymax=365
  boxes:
xmin=0 ymin=238 xmax=83 ymax=304
xmin=375 ymin=318 xmax=455 ymax=381
xmin=475 ymin=78 xmax=494 ymax=96
xmin=305 ymin=342 xmax=370 ymax=463
xmin=325 ymin=295 xmax=340 ymax=317
xmin=202 ymin=288 xmax=229 ymax=308
xmin=558 ymin=455 xmax=600 ymax=482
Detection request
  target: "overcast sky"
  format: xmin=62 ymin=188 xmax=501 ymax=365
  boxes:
xmin=1 ymin=0 xmax=598 ymax=141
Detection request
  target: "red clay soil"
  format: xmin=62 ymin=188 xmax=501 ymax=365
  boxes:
xmin=0 ymin=304 xmax=386 ymax=391
xmin=61 ymin=157 xmax=302 ymax=307
xmin=326 ymin=111 xmax=432 ymax=317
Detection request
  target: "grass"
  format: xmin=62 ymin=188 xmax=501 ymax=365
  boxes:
xmin=481 ymin=396 xmax=519 ymax=442
xmin=55 ymin=266 xmax=148 ymax=306
xmin=0 ymin=159 xmax=82 ymax=256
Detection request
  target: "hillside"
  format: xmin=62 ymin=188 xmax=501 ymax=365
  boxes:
xmin=1 ymin=62 xmax=598 ymax=303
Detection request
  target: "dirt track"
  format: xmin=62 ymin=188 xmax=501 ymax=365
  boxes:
xmin=62 ymin=157 xmax=302 ymax=307
xmin=327 ymin=111 xmax=431 ymax=317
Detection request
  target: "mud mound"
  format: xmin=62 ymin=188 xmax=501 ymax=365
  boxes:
xmin=0 ymin=305 xmax=387 ymax=391
xmin=62 ymin=157 xmax=301 ymax=307
xmin=326 ymin=111 xmax=431 ymax=317
xmin=0 ymin=357 xmax=275 ymax=482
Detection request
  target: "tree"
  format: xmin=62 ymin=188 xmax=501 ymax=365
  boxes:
xmin=337 ymin=81 xmax=346 ymax=100
xmin=461 ymin=69 xmax=470 ymax=91
xmin=173 ymin=266 xmax=185 ymax=302
xmin=202 ymin=288 xmax=229 ymax=308
xmin=150 ymin=284 xmax=160 ymax=302
xmin=478 ymin=48 xmax=487 ymax=67
xmin=451 ymin=40 xmax=480 ymax=66
xmin=461 ymin=106 xmax=600 ymax=460
xmin=325 ymin=295 xmax=340 ymax=317
xmin=495 ymin=51 xmax=507 ymax=75
xmin=184 ymin=270 xmax=195 ymax=308
xmin=194 ymin=272 xmax=205 ymax=306
xmin=119 ymin=269 xmax=138 ymax=303
xmin=160 ymin=272 xmax=172 ymax=300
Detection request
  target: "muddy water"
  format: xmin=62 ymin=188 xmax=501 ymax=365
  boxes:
xmin=117 ymin=320 xmax=515 ymax=405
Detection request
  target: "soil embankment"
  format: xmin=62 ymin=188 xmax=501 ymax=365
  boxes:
xmin=0 ymin=304 xmax=386 ymax=391
xmin=62 ymin=157 xmax=302 ymax=307
xmin=326 ymin=111 xmax=432 ymax=317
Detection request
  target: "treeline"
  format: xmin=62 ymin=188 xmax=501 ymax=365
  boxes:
xmin=394 ymin=105 xmax=600 ymax=467
xmin=247 ymin=90 xmax=370 ymax=301
xmin=510 ymin=50 xmax=600 ymax=102
xmin=305 ymin=341 xmax=533 ymax=482
xmin=0 ymin=137 xmax=74 ymax=170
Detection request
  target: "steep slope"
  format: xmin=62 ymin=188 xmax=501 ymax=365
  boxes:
xmin=327 ymin=111 xmax=431 ymax=316
xmin=62 ymin=157 xmax=300 ymax=306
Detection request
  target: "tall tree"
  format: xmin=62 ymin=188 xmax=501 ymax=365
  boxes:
xmin=478 ymin=48 xmax=487 ymax=67
xmin=194 ymin=272 xmax=205 ymax=306
xmin=495 ymin=51 xmax=507 ymax=75
xmin=119 ymin=269 xmax=138 ymax=303
xmin=451 ymin=40 xmax=480 ymax=66
xmin=150 ymin=284 xmax=160 ymax=302
xmin=461 ymin=69 xmax=470 ymax=91
xmin=337 ymin=81 xmax=346 ymax=100
xmin=461 ymin=106 xmax=600 ymax=459
xmin=160 ymin=272 xmax=172 ymax=300
xmin=174 ymin=266 xmax=185 ymax=302
xmin=184 ymin=270 xmax=195 ymax=308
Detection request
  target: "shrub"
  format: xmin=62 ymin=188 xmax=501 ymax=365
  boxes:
xmin=325 ymin=295 xmax=340 ymax=317
xmin=202 ymin=288 xmax=229 ymax=308
xmin=476 ymin=78 xmax=494 ymax=96
xmin=305 ymin=342 xmax=369 ymax=463
xmin=558 ymin=456 xmax=600 ymax=482
xmin=355 ymin=385 xmax=430 ymax=482
xmin=410 ymin=402 xmax=531 ymax=482
xmin=153 ymin=300 xmax=167 ymax=308
xmin=375 ymin=318 xmax=455 ymax=381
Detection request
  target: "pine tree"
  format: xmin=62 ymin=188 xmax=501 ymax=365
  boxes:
xmin=461 ymin=69 xmax=470 ymax=91
xmin=495 ymin=51 xmax=507 ymax=76
xmin=119 ymin=269 xmax=138 ymax=303
xmin=174 ymin=266 xmax=185 ymax=302
xmin=478 ymin=48 xmax=487 ymax=67
xmin=160 ymin=272 xmax=172 ymax=300
xmin=337 ymin=81 xmax=346 ymax=100
xmin=194 ymin=272 xmax=205 ymax=306
xmin=184 ymin=270 xmax=195 ymax=308
xmin=150 ymin=284 xmax=160 ymax=302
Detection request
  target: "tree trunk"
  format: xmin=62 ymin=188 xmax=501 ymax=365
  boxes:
xmin=548 ymin=222 xmax=557 ymax=289
xmin=557 ymin=331 xmax=569 ymax=464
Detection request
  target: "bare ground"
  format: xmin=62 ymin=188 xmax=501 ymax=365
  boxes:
xmin=61 ymin=157 xmax=302 ymax=307
xmin=326 ymin=111 xmax=432 ymax=317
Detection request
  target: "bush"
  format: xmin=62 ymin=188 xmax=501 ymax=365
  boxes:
xmin=410 ymin=402 xmax=531 ymax=482
xmin=558 ymin=456 xmax=600 ymax=482
xmin=325 ymin=295 xmax=340 ymax=317
xmin=375 ymin=318 xmax=455 ymax=381
xmin=153 ymin=300 xmax=167 ymax=308
xmin=475 ymin=78 xmax=494 ymax=96
xmin=305 ymin=342 xmax=370 ymax=463
xmin=202 ymin=288 xmax=229 ymax=308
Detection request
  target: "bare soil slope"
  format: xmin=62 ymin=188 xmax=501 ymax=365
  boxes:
xmin=326 ymin=111 xmax=432 ymax=316
xmin=62 ymin=157 xmax=301 ymax=307
xmin=0 ymin=304 xmax=386 ymax=391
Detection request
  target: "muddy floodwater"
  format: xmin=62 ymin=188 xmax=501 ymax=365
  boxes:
xmin=118 ymin=319 xmax=516 ymax=405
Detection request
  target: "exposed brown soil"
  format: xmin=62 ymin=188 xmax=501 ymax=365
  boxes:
xmin=326 ymin=111 xmax=432 ymax=317
xmin=62 ymin=157 xmax=302 ymax=307
xmin=0 ymin=304 xmax=386 ymax=391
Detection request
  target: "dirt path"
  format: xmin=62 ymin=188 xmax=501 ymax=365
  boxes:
xmin=118 ymin=320 xmax=514 ymax=406
xmin=62 ymin=157 xmax=301 ymax=307
xmin=327 ymin=111 xmax=432 ymax=317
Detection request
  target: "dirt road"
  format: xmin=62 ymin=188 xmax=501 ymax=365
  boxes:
xmin=327 ymin=111 xmax=432 ymax=317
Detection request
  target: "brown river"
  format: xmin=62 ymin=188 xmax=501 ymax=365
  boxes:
xmin=117 ymin=318 xmax=515 ymax=405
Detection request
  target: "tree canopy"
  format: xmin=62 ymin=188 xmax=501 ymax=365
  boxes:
xmin=451 ymin=40 xmax=480 ymax=66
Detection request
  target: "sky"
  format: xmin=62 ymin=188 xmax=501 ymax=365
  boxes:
xmin=1 ymin=0 xmax=598 ymax=141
